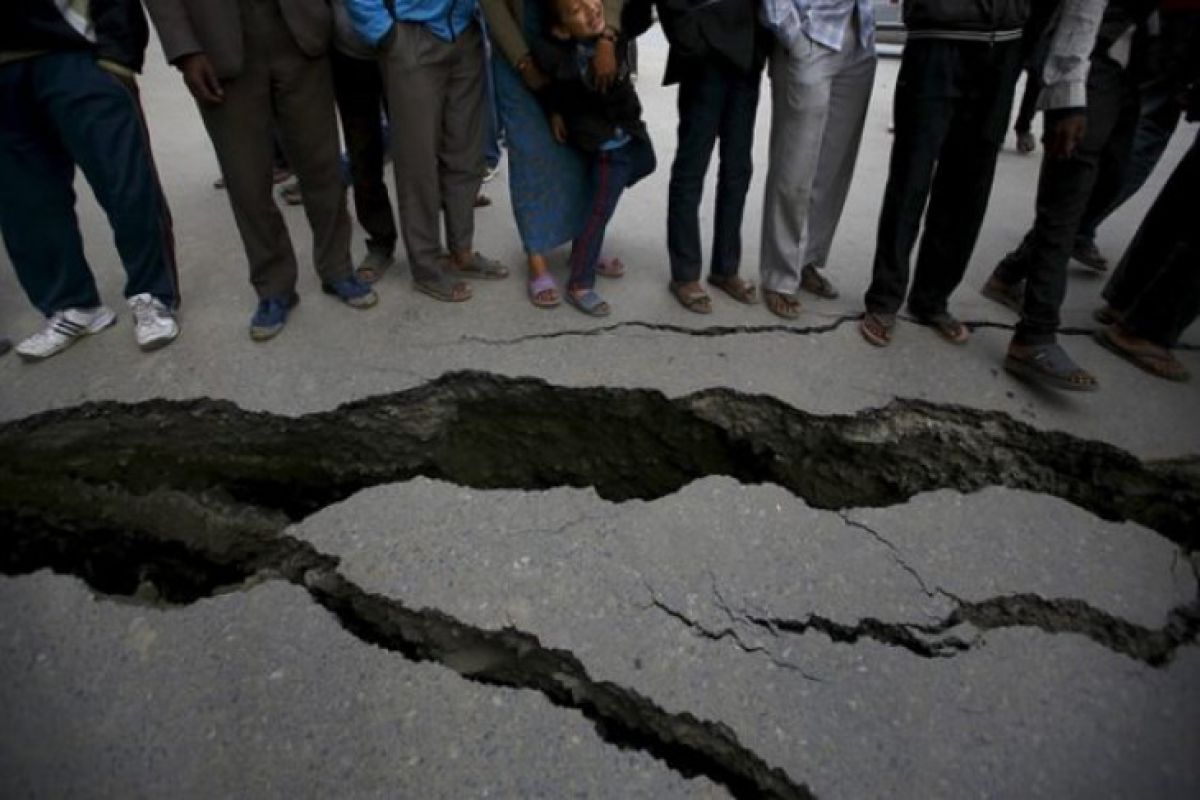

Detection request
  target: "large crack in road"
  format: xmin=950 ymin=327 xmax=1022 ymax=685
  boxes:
xmin=2 ymin=371 xmax=1195 ymax=546
xmin=3 ymin=371 xmax=1199 ymax=796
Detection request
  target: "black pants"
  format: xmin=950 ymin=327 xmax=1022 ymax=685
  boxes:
xmin=667 ymin=59 xmax=761 ymax=283
xmin=995 ymin=56 xmax=1139 ymax=345
xmin=865 ymin=38 xmax=1022 ymax=317
xmin=1102 ymin=130 xmax=1200 ymax=348
xmin=331 ymin=49 xmax=397 ymax=256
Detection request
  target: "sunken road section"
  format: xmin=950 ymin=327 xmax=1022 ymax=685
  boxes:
xmin=2 ymin=371 xmax=1199 ymax=798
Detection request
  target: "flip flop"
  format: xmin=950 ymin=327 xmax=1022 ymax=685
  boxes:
xmin=453 ymin=252 xmax=509 ymax=280
xmin=912 ymin=311 xmax=970 ymax=345
xmin=708 ymin=274 xmax=760 ymax=304
xmin=414 ymin=271 xmax=472 ymax=303
xmin=596 ymin=257 xmax=626 ymax=279
xmin=565 ymin=288 xmax=611 ymax=317
xmin=1094 ymin=327 xmax=1189 ymax=382
xmin=669 ymin=281 xmax=712 ymax=314
xmin=859 ymin=311 xmax=895 ymax=346
xmin=763 ymin=290 xmax=801 ymax=320
xmin=1004 ymin=343 xmax=1098 ymax=392
xmin=528 ymin=272 xmax=561 ymax=308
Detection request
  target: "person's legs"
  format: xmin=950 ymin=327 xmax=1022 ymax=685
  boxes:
xmin=383 ymin=24 xmax=455 ymax=286
xmin=567 ymin=139 xmax=644 ymax=296
xmin=667 ymin=61 xmax=725 ymax=286
xmin=331 ymin=49 xmax=397 ymax=258
xmin=272 ymin=39 xmax=355 ymax=287
xmin=907 ymin=40 xmax=1020 ymax=319
xmin=441 ymin=25 xmax=486 ymax=263
xmin=43 ymin=54 xmax=180 ymax=310
xmin=863 ymin=40 xmax=958 ymax=316
xmin=1107 ymin=133 xmax=1200 ymax=347
xmin=199 ymin=10 xmax=298 ymax=300
xmin=759 ymin=37 xmax=835 ymax=298
xmin=0 ymin=57 xmax=101 ymax=316
xmin=1014 ymin=57 xmax=1129 ymax=346
xmin=802 ymin=28 xmax=875 ymax=276
xmin=710 ymin=65 xmax=760 ymax=278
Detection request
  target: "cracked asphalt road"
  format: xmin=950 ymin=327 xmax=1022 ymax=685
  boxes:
xmin=2 ymin=30 xmax=1199 ymax=800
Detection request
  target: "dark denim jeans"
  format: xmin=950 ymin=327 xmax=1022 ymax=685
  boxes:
xmin=667 ymin=59 xmax=761 ymax=283
xmin=865 ymin=38 xmax=1022 ymax=317
xmin=995 ymin=56 xmax=1139 ymax=345
xmin=1075 ymin=75 xmax=1181 ymax=245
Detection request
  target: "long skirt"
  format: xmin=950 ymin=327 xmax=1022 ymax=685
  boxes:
xmin=490 ymin=2 xmax=590 ymax=254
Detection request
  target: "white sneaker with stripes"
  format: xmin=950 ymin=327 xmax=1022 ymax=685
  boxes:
xmin=128 ymin=293 xmax=179 ymax=351
xmin=15 ymin=305 xmax=117 ymax=361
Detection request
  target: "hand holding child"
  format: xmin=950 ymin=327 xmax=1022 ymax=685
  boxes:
xmin=549 ymin=113 xmax=568 ymax=144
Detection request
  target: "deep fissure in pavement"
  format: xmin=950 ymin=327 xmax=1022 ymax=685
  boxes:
xmin=2 ymin=371 xmax=1196 ymax=547
xmin=0 ymin=510 xmax=813 ymax=800
xmin=3 ymin=371 xmax=1199 ymax=793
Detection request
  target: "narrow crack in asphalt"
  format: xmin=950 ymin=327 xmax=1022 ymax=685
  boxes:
xmin=742 ymin=588 xmax=1200 ymax=667
xmin=456 ymin=319 xmax=1199 ymax=350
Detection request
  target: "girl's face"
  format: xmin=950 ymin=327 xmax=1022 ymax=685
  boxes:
xmin=552 ymin=0 xmax=606 ymax=39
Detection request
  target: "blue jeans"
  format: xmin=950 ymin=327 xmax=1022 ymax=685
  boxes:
xmin=667 ymin=60 xmax=761 ymax=283
xmin=0 ymin=52 xmax=179 ymax=314
xmin=568 ymin=136 xmax=656 ymax=291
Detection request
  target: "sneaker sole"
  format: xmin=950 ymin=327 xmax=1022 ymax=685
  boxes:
xmin=17 ymin=308 xmax=117 ymax=361
xmin=322 ymin=284 xmax=379 ymax=309
xmin=138 ymin=327 xmax=180 ymax=352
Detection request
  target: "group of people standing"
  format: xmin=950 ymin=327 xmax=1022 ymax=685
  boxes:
xmin=1 ymin=0 xmax=1197 ymax=389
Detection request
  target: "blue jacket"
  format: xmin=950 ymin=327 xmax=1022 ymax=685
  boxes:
xmin=346 ymin=0 xmax=476 ymax=45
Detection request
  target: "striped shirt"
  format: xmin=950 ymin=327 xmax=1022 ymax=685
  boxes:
xmin=761 ymin=0 xmax=875 ymax=53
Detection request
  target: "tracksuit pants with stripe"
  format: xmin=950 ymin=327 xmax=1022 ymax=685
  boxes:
xmin=568 ymin=135 xmax=656 ymax=291
xmin=0 ymin=51 xmax=179 ymax=317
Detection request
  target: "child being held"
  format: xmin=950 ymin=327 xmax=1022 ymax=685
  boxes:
xmin=530 ymin=0 xmax=656 ymax=316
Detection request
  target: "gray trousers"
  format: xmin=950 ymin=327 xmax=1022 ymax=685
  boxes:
xmin=382 ymin=22 xmax=484 ymax=283
xmin=199 ymin=0 xmax=353 ymax=298
xmin=760 ymin=21 xmax=875 ymax=294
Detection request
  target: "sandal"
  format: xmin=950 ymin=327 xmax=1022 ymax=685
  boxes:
xmin=980 ymin=275 xmax=1023 ymax=314
xmin=596 ymin=257 xmax=626 ymax=279
xmin=354 ymin=250 xmax=394 ymax=284
xmin=708 ymin=274 xmax=760 ymax=305
xmin=1094 ymin=326 xmax=1190 ymax=382
xmin=528 ymin=272 xmax=561 ymax=308
xmin=669 ymin=281 xmax=712 ymax=314
xmin=1004 ymin=342 xmax=1098 ymax=392
xmin=451 ymin=252 xmax=509 ymax=280
xmin=800 ymin=264 xmax=839 ymax=299
xmin=566 ymin=288 xmax=611 ymax=317
xmin=859 ymin=311 xmax=895 ymax=347
xmin=414 ymin=271 xmax=472 ymax=303
xmin=912 ymin=310 xmax=970 ymax=345
xmin=763 ymin=290 xmax=801 ymax=320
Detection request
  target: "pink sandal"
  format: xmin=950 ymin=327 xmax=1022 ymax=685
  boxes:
xmin=528 ymin=272 xmax=561 ymax=308
xmin=596 ymin=257 xmax=625 ymax=279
